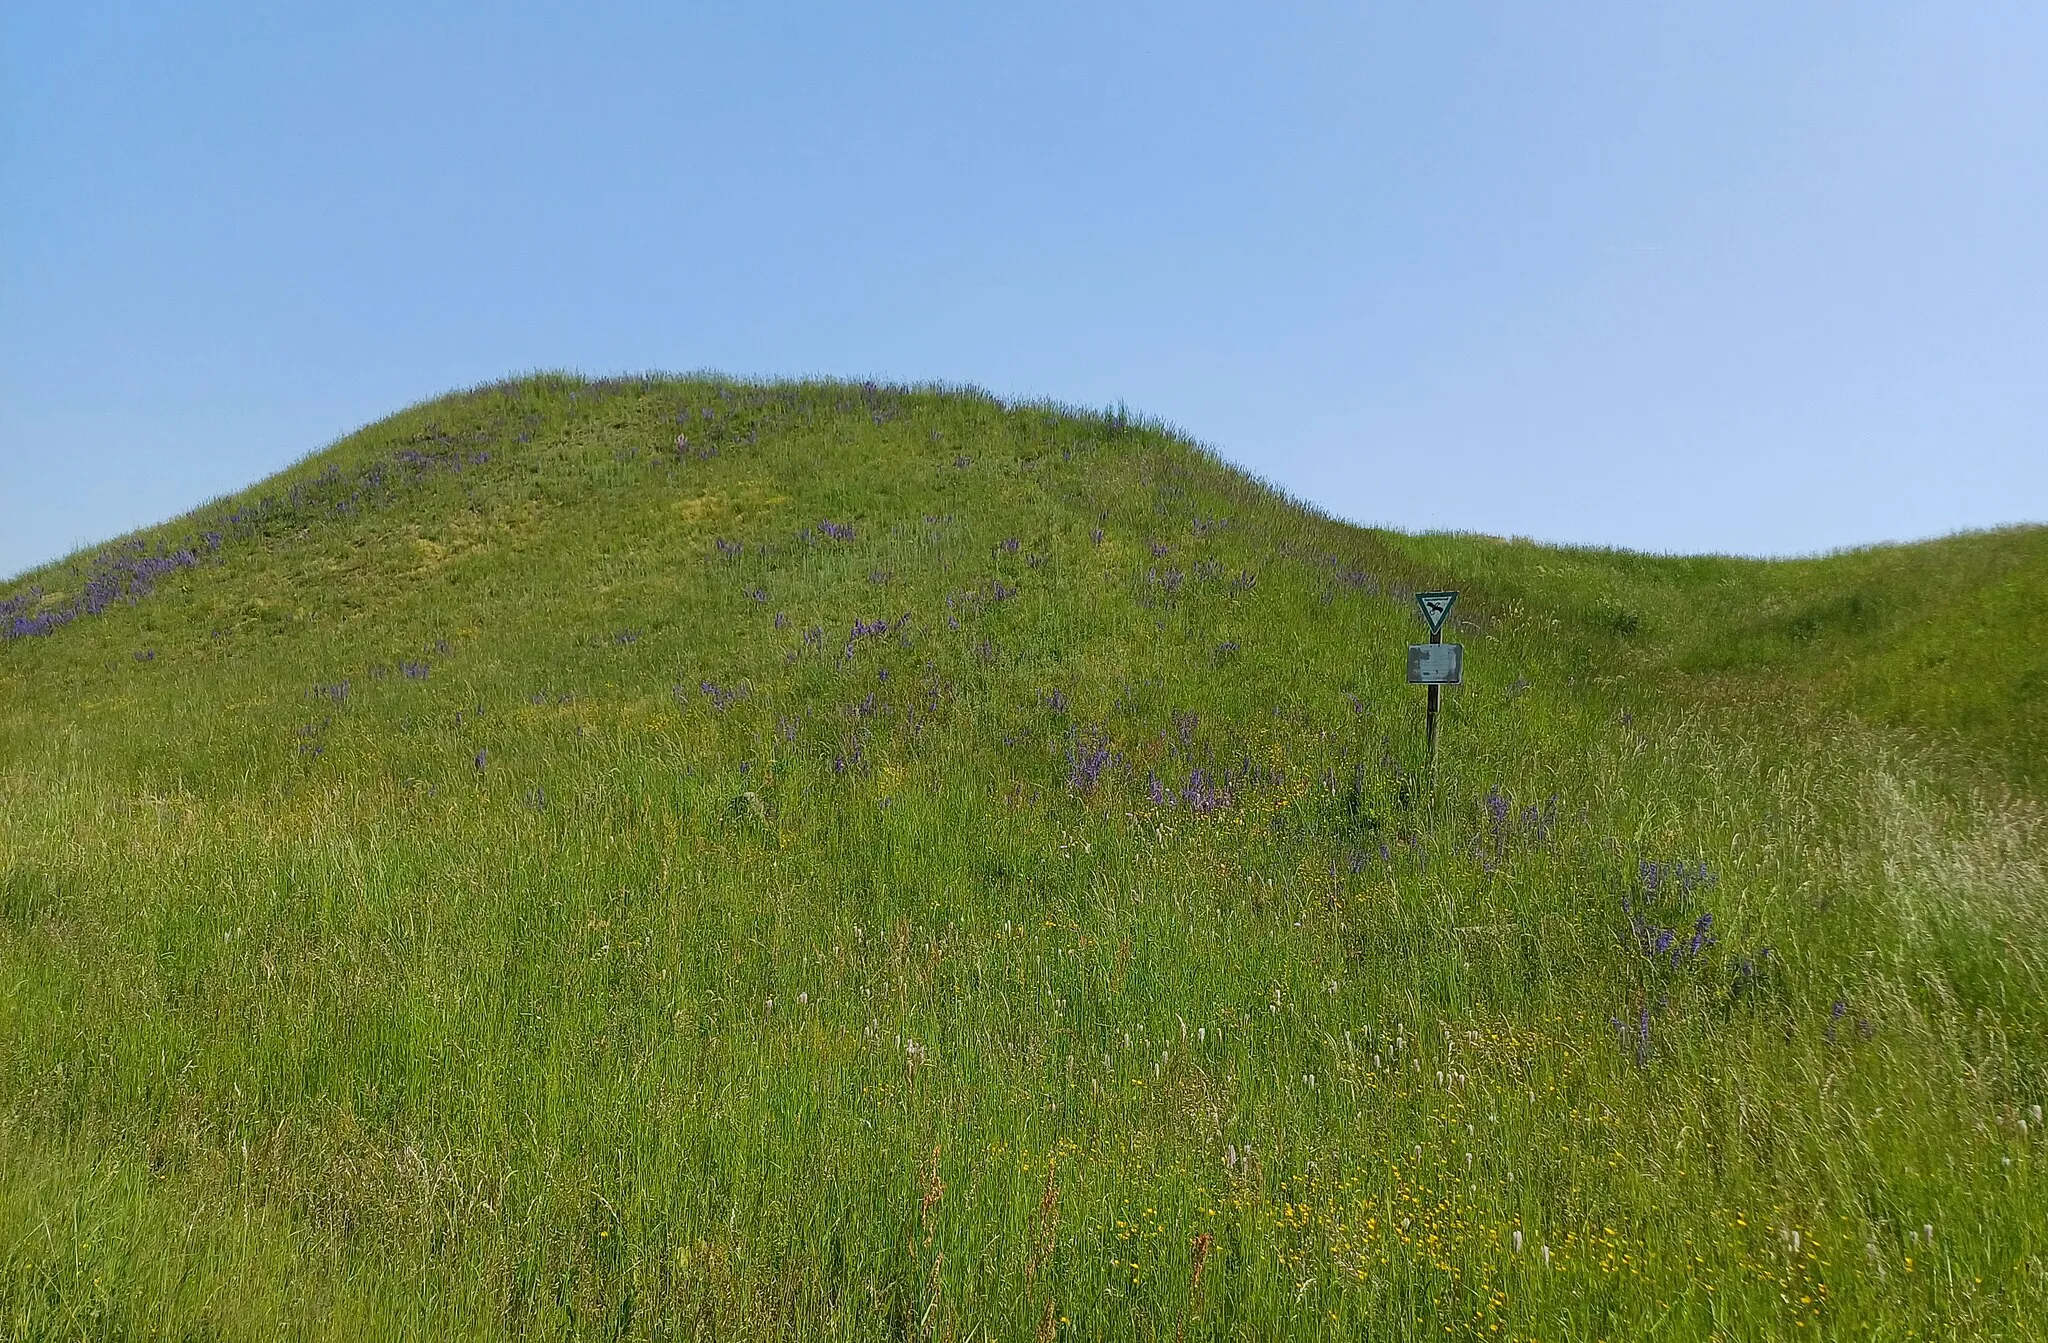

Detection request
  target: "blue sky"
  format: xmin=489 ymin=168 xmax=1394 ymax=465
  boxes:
xmin=4 ymin=2 xmax=2044 ymax=579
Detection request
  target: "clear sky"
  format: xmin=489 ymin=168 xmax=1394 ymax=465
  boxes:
xmin=4 ymin=2 xmax=2045 ymax=579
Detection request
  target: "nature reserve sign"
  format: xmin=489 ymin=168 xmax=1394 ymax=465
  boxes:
xmin=1408 ymin=589 xmax=1462 ymax=760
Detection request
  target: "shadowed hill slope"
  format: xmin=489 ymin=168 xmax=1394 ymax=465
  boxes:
xmin=0 ymin=375 xmax=2043 ymax=1340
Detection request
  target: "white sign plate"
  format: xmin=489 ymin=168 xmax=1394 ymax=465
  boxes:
xmin=1407 ymin=643 xmax=1463 ymax=684
xmin=1415 ymin=590 xmax=1458 ymax=635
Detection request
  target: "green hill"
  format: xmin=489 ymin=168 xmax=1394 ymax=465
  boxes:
xmin=1 ymin=375 xmax=2043 ymax=1340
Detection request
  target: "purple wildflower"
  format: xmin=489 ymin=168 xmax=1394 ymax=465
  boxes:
xmin=1182 ymin=769 xmax=1231 ymax=815
xmin=699 ymin=680 xmax=745 ymax=712
xmin=1685 ymin=911 xmax=1716 ymax=959
xmin=845 ymin=614 xmax=908 ymax=652
xmin=1068 ymin=734 xmax=1115 ymax=795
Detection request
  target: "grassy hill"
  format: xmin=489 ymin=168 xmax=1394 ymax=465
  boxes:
xmin=1 ymin=374 xmax=2043 ymax=1340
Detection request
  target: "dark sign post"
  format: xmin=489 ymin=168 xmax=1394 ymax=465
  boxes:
xmin=1408 ymin=591 xmax=1461 ymax=763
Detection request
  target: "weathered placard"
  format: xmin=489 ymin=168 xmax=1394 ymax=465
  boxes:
xmin=1407 ymin=642 xmax=1463 ymax=685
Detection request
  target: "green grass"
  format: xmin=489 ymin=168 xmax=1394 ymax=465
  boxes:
xmin=1 ymin=374 xmax=2043 ymax=1340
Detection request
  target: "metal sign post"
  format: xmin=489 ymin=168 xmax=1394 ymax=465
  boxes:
xmin=1408 ymin=591 xmax=1461 ymax=763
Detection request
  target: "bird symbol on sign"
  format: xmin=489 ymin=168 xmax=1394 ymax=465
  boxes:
xmin=1415 ymin=590 xmax=1458 ymax=634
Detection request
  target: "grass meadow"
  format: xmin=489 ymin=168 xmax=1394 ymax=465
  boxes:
xmin=1 ymin=376 xmax=2044 ymax=1339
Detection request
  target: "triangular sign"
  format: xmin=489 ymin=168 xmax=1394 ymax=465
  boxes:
xmin=1415 ymin=590 xmax=1458 ymax=634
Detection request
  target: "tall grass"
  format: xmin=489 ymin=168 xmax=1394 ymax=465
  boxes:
xmin=0 ymin=376 xmax=2042 ymax=1339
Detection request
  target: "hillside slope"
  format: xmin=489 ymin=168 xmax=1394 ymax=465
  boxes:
xmin=1 ymin=375 xmax=2043 ymax=1340
xmin=1384 ymin=524 xmax=2048 ymax=791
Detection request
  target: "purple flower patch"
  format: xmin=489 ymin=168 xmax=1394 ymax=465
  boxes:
xmin=845 ymin=613 xmax=910 ymax=654
xmin=1068 ymin=732 xmax=1115 ymax=795
xmin=1181 ymin=769 xmax=1231 ymax=815
xmin=1620 ymin=859 xmax=1720 ymax=971
xmin=5 ymin=545 xmax=199 ymax=640
xmin=697 ymin=680 xmax=746 ymax=712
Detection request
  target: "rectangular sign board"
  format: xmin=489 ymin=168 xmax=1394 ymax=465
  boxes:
xmin=1407 ymin=643 xmax=1463 ymax=685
